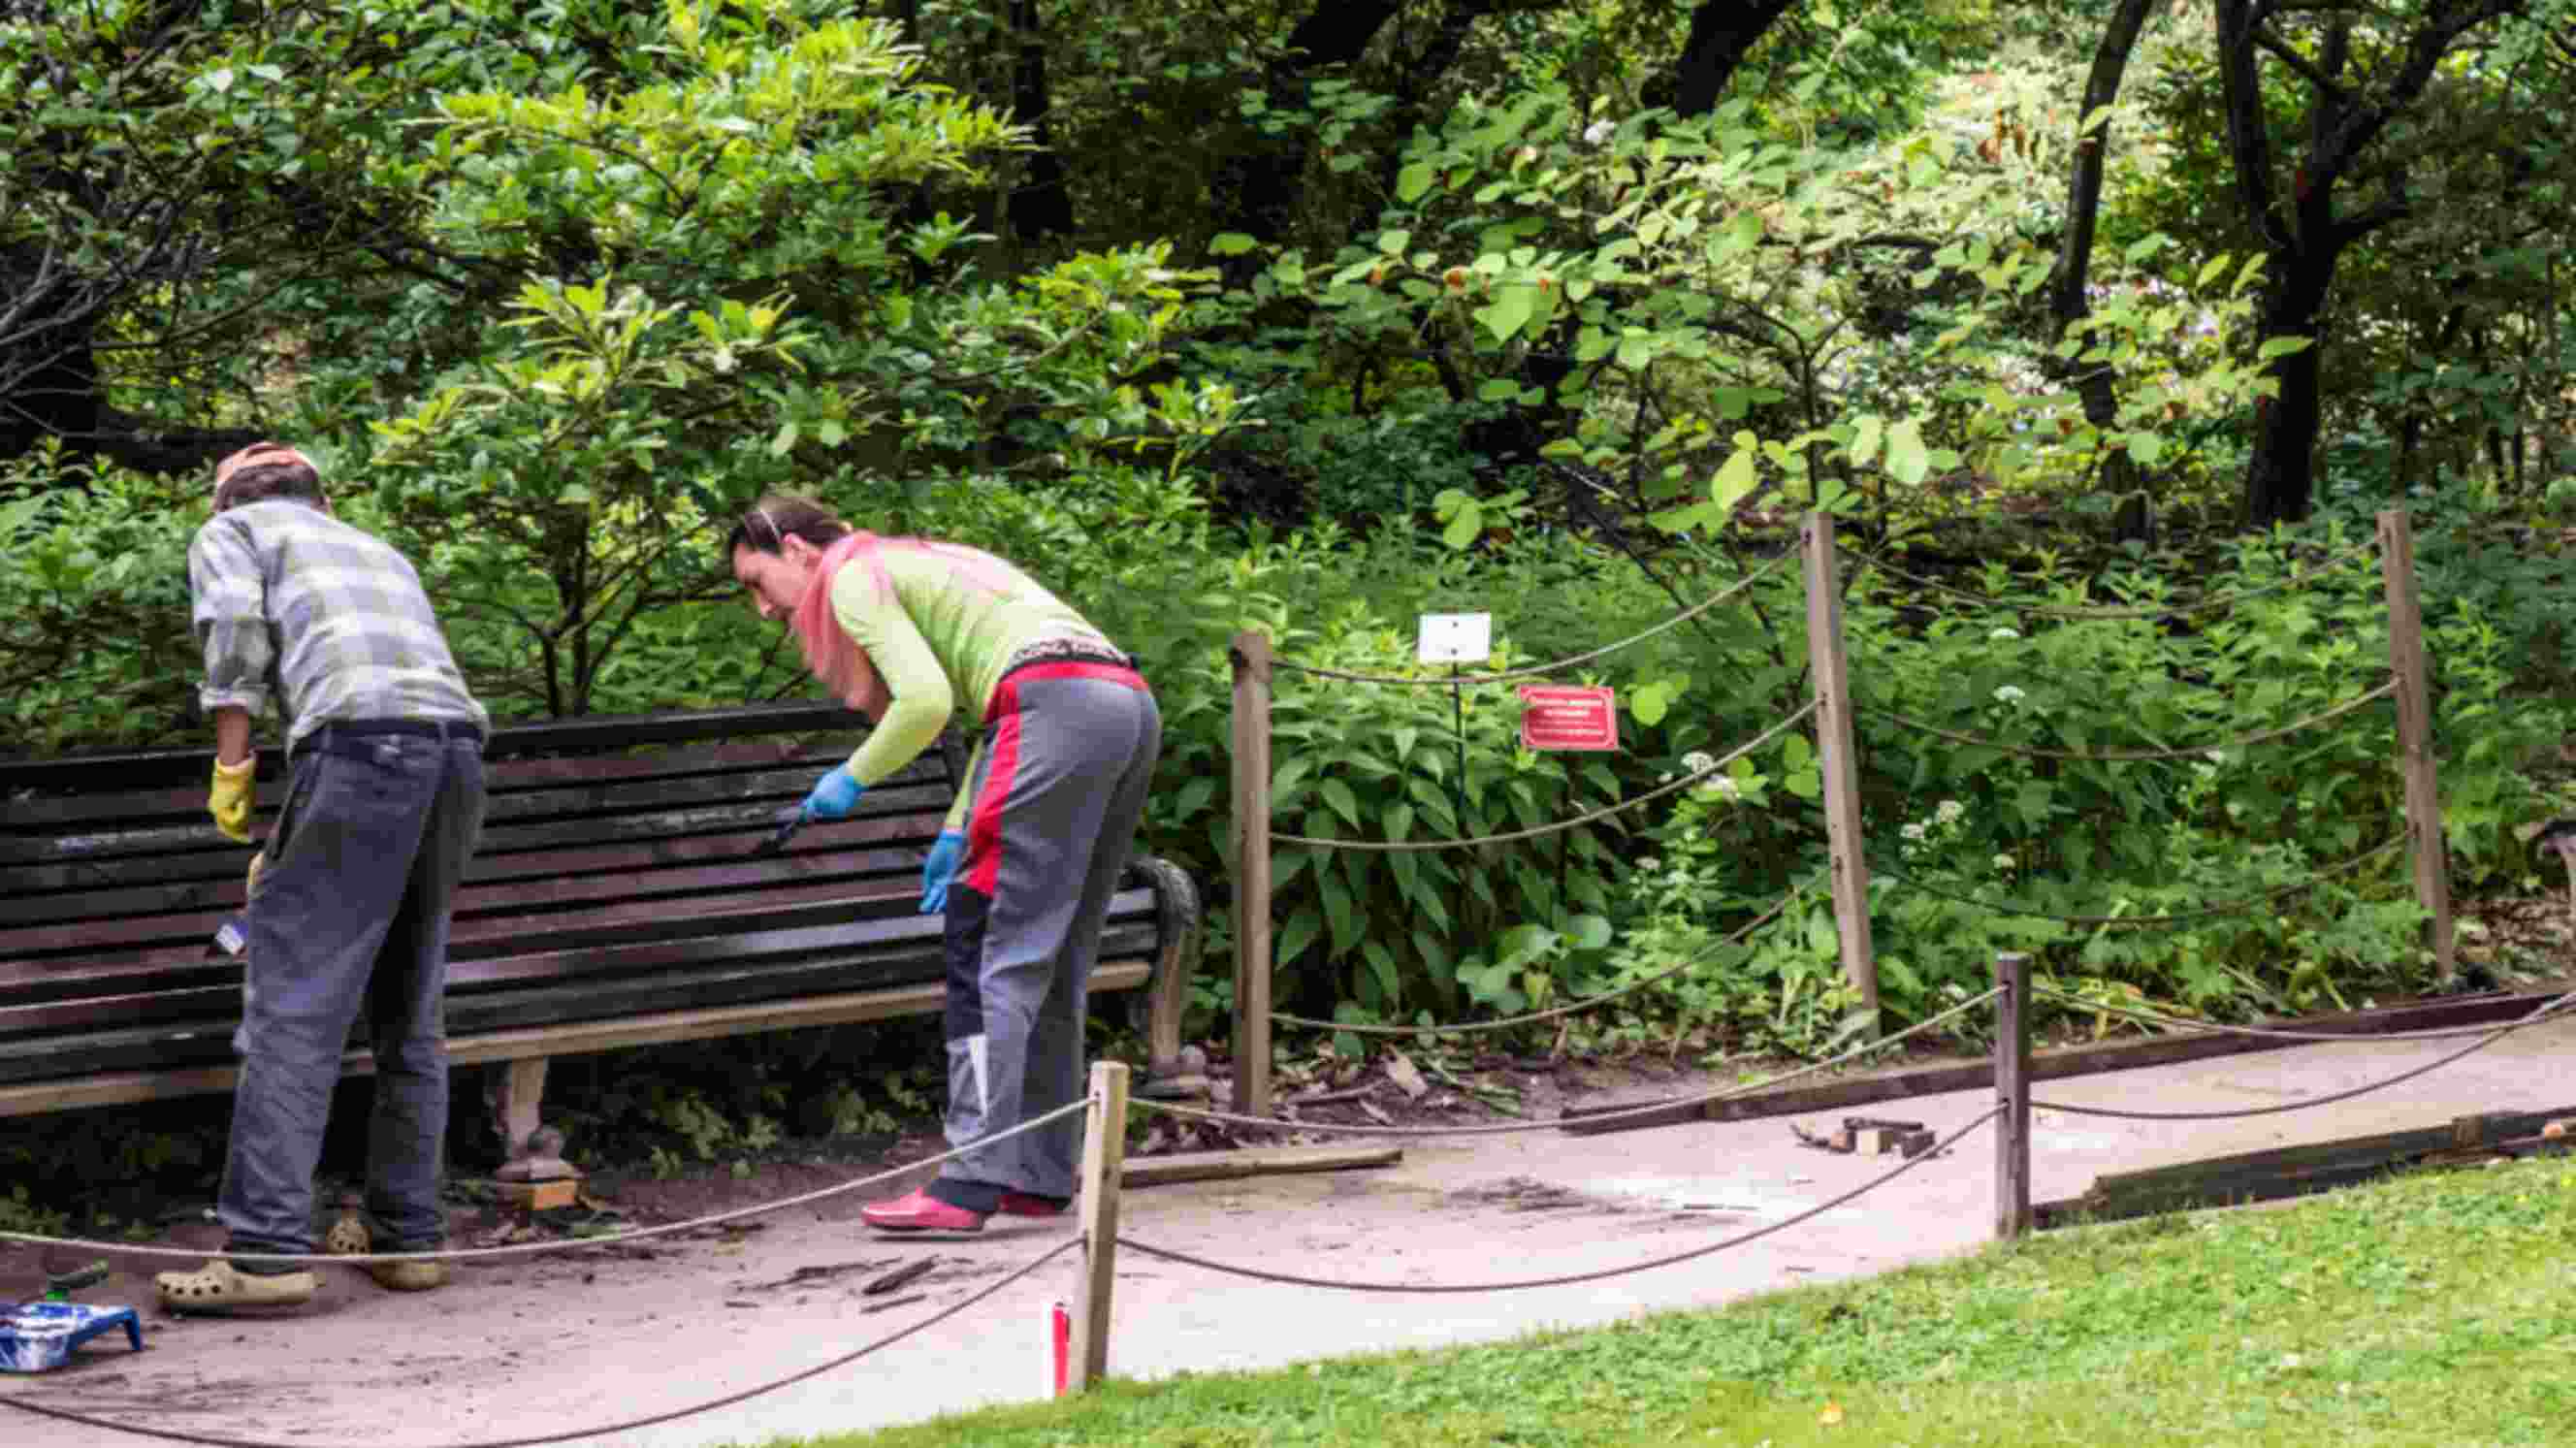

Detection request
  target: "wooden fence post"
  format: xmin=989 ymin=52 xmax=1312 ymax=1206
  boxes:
xmin=1801 ymin=513 xmax=1880 ymax=1031
xmin=2376 ymin=511 xmax=2457 ymax=986
xmin=1069 ymin=1060 xmax=1130 ymax=1393
xmin=1229 ymin=631 xmax=1274 ymax=1117
xmin=1992 ymin=950 xmax=2031 ymax=1240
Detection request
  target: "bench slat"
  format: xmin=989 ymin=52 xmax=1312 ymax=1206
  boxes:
xmin=0 ymin=703 xmax=870 ymax=795
xmin=0 ymin=922 xmax=1163 ymax=1083
xmin=0 ymin=739 xmax=807 ymax=830
xmin=0 ymin=780 xmax=953 ymax=912
xmin=0 ymin=700 xmax=1188 ymax=1113
xmin=0 ymin=810 xmax=946 ymax=932
xmin=5 ymin=842 xmax=937 ymax=957
xmin=0 ymin=883 xmax=1160 ymax=1011
xmin=0 ymin=756 xmax=952 ymax=871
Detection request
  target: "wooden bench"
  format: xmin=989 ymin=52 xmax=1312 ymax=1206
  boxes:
xmin=0 ymin=702 xmax=1202 ymax=1173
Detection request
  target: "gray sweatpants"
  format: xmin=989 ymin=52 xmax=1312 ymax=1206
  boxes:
xmin=939 ymin=664 xmax=1161 ymax=1201
xmin=220 ymin=727 xmax=486 ymax=1261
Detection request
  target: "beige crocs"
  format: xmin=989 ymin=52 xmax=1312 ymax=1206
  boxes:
xmin=367 ymin=1259 xmax=449 ymax=1292
xmin=155 ymin=1258 xmax=316 ymax=1312
xmin=325 ymin=1210 xmax=449 ymax=1292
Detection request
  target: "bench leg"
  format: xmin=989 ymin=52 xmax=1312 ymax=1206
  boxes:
xmin=488 ymin=1057 xmax=574 ymax=1182
xmin=1132 ymin=856 xmax=1209 ymax=1099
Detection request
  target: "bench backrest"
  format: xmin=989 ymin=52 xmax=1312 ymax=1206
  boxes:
xmin=0 ymin=703 xmax=1168 ymax=1086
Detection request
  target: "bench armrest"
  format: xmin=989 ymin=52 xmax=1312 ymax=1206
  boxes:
xmin=1125 ymin=854 xmax=1200 ymax=1085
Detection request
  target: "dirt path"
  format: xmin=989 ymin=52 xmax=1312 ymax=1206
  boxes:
xmin=5 ymin=1017 xmax=2572 ymax=1448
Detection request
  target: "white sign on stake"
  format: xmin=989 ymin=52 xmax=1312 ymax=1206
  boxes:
xmin=1417 ymin=612 xmax=1492 ymax=665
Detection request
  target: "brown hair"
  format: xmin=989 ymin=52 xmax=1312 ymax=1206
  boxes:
xmin=213 ymin=459 xmax=326 ymax=514
xmin=724 ymin=493 xmax=851 ymax=562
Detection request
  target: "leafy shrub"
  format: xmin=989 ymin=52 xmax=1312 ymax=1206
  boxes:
xmin=0 ymin=448 xmax=209 ymax=753
xmin=1830 ymin=522 xmax=2550 ymax=1019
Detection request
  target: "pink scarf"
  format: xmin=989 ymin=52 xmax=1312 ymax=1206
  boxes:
xmin=789 ymin=532 xmax=1030 ymax=709
xmin=789 ymin=532 xmax=887 ymax=710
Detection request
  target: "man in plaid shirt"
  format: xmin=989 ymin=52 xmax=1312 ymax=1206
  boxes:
xmin=156 ymin=442 xmax=489 ymax=1313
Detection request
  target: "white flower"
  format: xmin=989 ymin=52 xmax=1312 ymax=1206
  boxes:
xmin=1936 ymin=799 xmax=1965 ymax=824
xmin=1583 ymin=119 xmax=1615 ymax=145
xmin=1990 ymin=627 xmax=2020 ymax=641
xmin=1682 ymin=751 xmax=1717 ymax=774
xmin=1993 ymin=685 xmax=2026 ymax=705
xmin=1992 ymin=853 xmax=2015 ymax=871
xmin=1901 ymin=822 xmax=1927 ymax=842
xmin=1695 ymin=776 xmax=1741 ymax=802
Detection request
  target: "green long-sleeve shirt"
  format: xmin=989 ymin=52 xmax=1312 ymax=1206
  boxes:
xmin=829 ymin=539 xmax=1109 ymax=831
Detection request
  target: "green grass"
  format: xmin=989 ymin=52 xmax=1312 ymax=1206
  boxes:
xmin=757 ymin=1156 xmax=2576 ymax=1447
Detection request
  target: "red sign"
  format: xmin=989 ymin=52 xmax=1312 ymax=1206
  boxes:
xmin=1518 ymin=685 xmax=1619 ymax=752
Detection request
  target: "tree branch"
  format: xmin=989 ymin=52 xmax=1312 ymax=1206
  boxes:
xmin=2049 ymin=0 xmax=2159 ymax=342
xmin=2251 ymin=23 xmax=2353 ymax=107
xmin=2214 ymin=0 xmax=2296 ymax=253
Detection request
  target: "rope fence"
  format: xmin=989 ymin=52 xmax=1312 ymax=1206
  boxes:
xmin=2027 ymin=982 xmax=2576 ymax=1123
xmin=1870 ymin=834 xmax=2408 ymax=930
xmin=1842 ymin=535 xmax=2381 ymax=621
xmin=1113 ymin=1107 xmax=2003 ymax=1294
xmin=1162 ymin=985 xmax=2001 ymax=1138
xmin=10 ymin=956 xmax=2567 ymax=1445
xmin=0 ymin=1240 xmax=1082 ymax=1448
xmin=8 ymin=508 xmax=2535 ymax=1444
xmin=1268 ymin=552 xmax=1794 ymax=687
xmin=1858 ymin=677 xmax=2399 ymax=763
xmin=2030 ymin=981 xmax=2576 ymax=1045
xmin=1269 ymin=702 xmax=1816 ymax=852
xmin=1226 ymin=508 xmax=2458 ymax=1119
xmin=1265 ymin=881 xmax=1809 ymax=1036
xmin=0 ymin=1098 xmax=1092 ymax=1267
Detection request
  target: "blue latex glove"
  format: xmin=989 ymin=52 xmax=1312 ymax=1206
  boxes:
xmin=801 ymin=765 xmax=866 ymax=821
xmin=919 ymin=829 xmax=966 ymax=914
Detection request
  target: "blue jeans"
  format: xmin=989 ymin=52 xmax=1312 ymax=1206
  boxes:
xmin=219 ymin=729 xmax=486 ymax=1264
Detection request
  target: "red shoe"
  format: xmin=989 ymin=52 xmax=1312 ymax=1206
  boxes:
xmin=861 ymin=1187 xmax=986 ymax=1234
xmin=997 ymin=1191 xmax=1070 ymax=1218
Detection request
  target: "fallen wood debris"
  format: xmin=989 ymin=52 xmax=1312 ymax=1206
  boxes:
xmin=1560 ymin=985 xmax=2571 ymax=1138
xmin=1121 ymin=1143 xmax=1401 ymax=1189
xmin=1791 ymin=1116 xmax=1934 ymax=1157
xmin=861 ymin=1257 xmax=938 ymax=1296
xmin=2034 ymin=1104 xmax=2576 ymax=1229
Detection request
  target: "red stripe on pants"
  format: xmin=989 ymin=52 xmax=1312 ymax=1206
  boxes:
xmin=964 ymin=662 xmax=1146 ymax=898
xmin=964 ymin=698 xmax=1025 ymax=900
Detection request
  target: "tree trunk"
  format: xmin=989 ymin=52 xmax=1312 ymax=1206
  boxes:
xmin=1007 ymin=0 xmax=1074 ymax=245
xmin=1656 ymin=0 xmax=1798 ymax=117
xmin=0 ymin=245 xmax=102 ymax=467
xmin=1 ymin=244 xmax=261 ymax=477
xmin=2244 ymin=295 xmax=2327 ymax=526
xmin=2047 ymin=0 xmax=2160 ymax=540
xmin=1208 ymin=1 xmax=1406 ymax=248
xmin=2212 ymin=0 xmax=2528 ymax=526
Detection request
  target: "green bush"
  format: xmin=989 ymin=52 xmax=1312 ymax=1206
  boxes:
xmin=0 ymin=449 xmax=208 ymax=753
xmin=1830 ymin=523 xmax=2550 ymax=1020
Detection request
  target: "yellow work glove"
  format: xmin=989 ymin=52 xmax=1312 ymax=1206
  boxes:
xmin=209 ymin=756 xmax=256 ymax=843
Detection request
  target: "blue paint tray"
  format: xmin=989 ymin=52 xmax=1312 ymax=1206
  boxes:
xmin=0 ymin=1302 xmax=145 ymax=1372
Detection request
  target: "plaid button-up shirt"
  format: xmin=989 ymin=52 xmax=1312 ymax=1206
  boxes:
xmin=188 ymin=499 xmax=486 ymax=748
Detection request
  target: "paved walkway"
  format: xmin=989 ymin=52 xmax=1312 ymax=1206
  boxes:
xmin=11 ymin=1006 xmax=2572 ymax=1448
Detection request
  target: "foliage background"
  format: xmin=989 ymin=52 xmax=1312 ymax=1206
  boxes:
xmin=6 ymin=0 xmax=2576 ymax=1178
